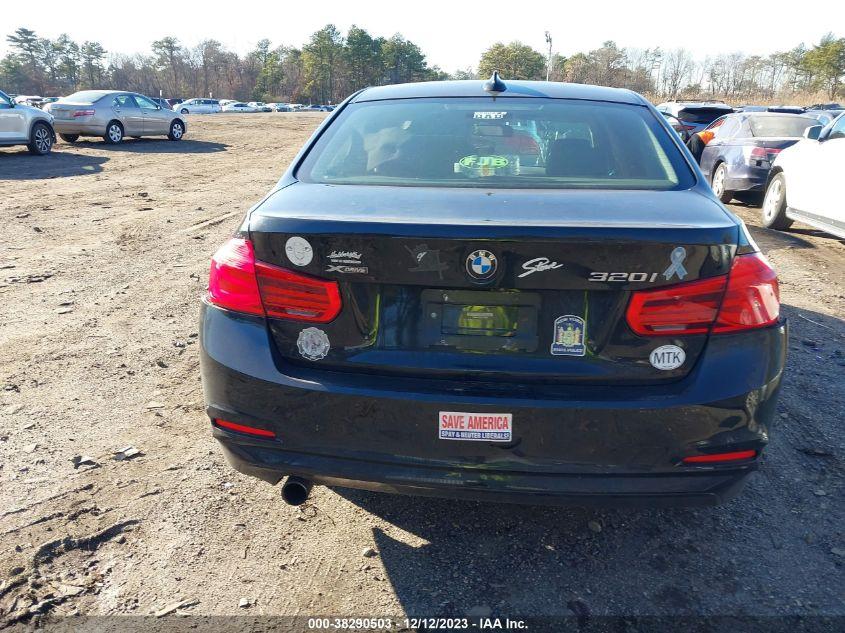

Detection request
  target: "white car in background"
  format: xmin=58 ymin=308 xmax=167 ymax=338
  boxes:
xmin=763 ymin=113 xmax=845 ymax=239
xmin=219 ymin=99 xmax=237 ymax=107
xmin=13 ymin=94 xmax=43 ymax=106
xmin=221 ymin=102 xmax=258 ymax=113
xmin=247 ymin=101 xmax=272 ymax=112
xmin=0 ymin=89 xmax=55 ymax=154
xmin=176 ymin=98 xmax=222 ymax=114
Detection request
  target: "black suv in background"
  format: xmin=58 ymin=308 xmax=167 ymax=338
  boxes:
xmin=656 ymin=100 xmax=735 ymax=135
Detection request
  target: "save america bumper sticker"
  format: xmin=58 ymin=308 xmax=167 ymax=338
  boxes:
xmin=439 ymin=411 xmax=513 ymax=442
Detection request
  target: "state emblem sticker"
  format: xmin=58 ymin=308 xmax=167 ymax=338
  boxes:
xmin=297 ymin=327 xmax=330 ymax=361
xmin=551 ymin=315 xmax=586 ymax=357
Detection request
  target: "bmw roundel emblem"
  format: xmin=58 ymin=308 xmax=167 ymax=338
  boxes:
xmin=466 ymin=249 xmax=498 ymax=281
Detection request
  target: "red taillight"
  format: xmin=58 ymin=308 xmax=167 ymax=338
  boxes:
xmin=207 ymin=238 xmax=264 ymax=316
xmin=207 ymin=237 xmax=341 ymax=323
xmin=626 ymin=253 xmax=779 ymax=336
xmin=256 ymin=262 xmax=341 ymax=322
xmin=748 ymin=146 xmax=782 ymax=163
xmin=682 ymin=449 xmax=757 ymax=464
xmin=73 ymin=109 xmax=95 ymax=117
xmin=214 ymin=418 xmax=275 ymax=438
xmin=626 ymin=275 xmax=727 ymax=336
xmin=712 ymin=252 xmax=779 ymax=333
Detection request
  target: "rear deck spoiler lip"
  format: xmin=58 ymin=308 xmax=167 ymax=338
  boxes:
xmin=248 ymin=217 xmax=739 ymax=250
xmin=249 ymin=183 xmax=739 ymax=241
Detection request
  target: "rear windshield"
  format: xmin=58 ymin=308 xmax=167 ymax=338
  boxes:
xmin=298 ymin=98 xmax=694 ymax=190
xmin=677 ymin=107 xmax=732 ymax=124
xmin=748 ymin=115 xmax=818 ymax=137
xmin=62 ymin=91 xmax=107 ymax=104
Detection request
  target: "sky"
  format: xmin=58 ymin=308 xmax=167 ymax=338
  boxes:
xmin=2 ymin=1 xmax=843 ymax=70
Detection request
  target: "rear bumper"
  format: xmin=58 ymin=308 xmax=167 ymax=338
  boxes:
xmin=217 ymin=441 xmax=752 ymax=507
xmin=200 ymin=304 xmax=788 ymax=507
xmin=726 ymin=164 xmax=770 ymax=192
xmin=53 ymin=120 xmax=103 ymax=135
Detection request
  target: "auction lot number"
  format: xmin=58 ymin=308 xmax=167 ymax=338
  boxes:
xmin=308 ymin=617 xmax=528 ymax=630
xmin=307 ymin=617 xmax=471 ymax=630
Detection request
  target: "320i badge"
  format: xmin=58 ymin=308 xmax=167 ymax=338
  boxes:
xmin=200 ymin=75 xmax=787 ymax=507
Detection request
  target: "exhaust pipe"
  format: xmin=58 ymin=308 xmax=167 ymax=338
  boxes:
xmin=280 ymin=476 xmax=312 ymax=506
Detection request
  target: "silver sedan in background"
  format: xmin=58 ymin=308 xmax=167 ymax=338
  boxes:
xmin=44 ymin=90 xmax=187 ymax=144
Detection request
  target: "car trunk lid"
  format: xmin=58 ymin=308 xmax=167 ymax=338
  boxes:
xmin=249 ymin=183 xmax=739 ymax=384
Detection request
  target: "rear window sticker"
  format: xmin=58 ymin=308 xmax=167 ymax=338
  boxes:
xmin=454 ymin=154 xmax=518 ymax=177
xmin=650 ymin=344 xmax=685 ymax=370
xmin=285 ymin=236 xmax=313 ymax=267
xmin=297 ymin=327 xmax=330 ymax=361
xmin=473 ymin=111 xmax=508 ymax=119
xmin=551 ymin=315 xmax=586 ymax=357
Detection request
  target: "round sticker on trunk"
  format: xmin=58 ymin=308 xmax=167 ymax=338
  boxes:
xmin=297 ymin=327 xmax=330 ymax=361
xmin=285 ymin=236 xmax=313 ymax=266
xmin=649 ymin=345 xmax=686 ymax=370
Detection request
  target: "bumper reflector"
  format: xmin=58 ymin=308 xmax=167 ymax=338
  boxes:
xmin=213 ymin=418 xmax=276 ymax=438
xmin=682 ymin=449 xmax=757 ymax=464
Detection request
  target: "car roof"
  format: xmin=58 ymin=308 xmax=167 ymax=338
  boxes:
xmin=660 ymin=101 xmax=733 ymax=111
xmin=351 ymin=80 xmax=648 ymax=106
xmin=733 ymin=111 xmax=816 ymax=119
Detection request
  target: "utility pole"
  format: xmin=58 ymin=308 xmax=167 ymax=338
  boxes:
xmin=545 ymin=32 xmax=553 ymax=81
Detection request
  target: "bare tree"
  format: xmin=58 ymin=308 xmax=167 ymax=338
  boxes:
xmin=661 ymin=48 xmax=694 ymax=97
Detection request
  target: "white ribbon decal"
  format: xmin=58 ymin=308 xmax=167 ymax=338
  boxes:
xmin=662 ymin=247 xmax=688 ymax=280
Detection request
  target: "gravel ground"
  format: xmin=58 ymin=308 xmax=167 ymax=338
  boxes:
xmin=0 ymin=114 xmax=843 ymax=631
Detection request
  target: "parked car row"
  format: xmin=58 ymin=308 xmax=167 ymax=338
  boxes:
xmin=1 ymin=84 xmax=339 ymax=156
xmin=669 ymin=100 xmax=844 ymax=239
xmin=4 ymin=91 xmax=338 ymax=117
xmin=657 ymin=100 xmax=844 ymax=136
xmin=161 ymin=97 xmax=335 ymax=114
xmin=0 ymin=88 xmax=189 ymax=154
xmin=699 ymin=111 xmax=819 ymax=203
xmin=220 ymin=101 xmax=334 ymax=113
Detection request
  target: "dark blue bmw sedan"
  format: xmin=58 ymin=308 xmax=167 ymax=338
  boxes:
xmin=200 ymin=78 xmax=787 ymax=507
xmin=698 ymin=111 xmax=819 ymax=204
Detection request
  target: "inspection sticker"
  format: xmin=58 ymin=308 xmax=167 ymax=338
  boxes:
xmin=438 ymin=411 xmax=512 ymax=442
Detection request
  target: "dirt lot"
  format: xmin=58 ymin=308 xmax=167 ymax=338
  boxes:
xmin=1 ymin=115 xmax=843 ymax=631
